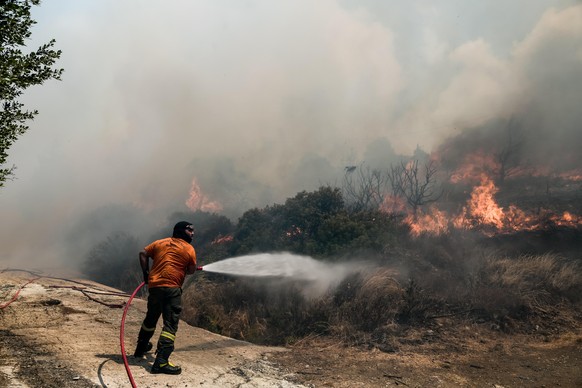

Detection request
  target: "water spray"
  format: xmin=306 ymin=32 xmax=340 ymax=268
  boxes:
xmin=199 ymin=252 xmax=359 ymax=297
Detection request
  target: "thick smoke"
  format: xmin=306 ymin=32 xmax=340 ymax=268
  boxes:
xmin=1 ymin=1 xmax=580 ymax=268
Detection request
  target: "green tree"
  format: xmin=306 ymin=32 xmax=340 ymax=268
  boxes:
xmin=1 ymin=0 xmax=62 ymax=186
xmin=278 ymin=186 xmax=344 ymax=254
xmin=233 ymin=207 xmax=280 ymax=254
xmin=222 ymin=186 xmax=406 ymax=258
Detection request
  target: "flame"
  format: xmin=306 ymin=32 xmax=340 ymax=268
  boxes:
xmin=380 ymin=195 xmax=407 ymax=214
xmin=211 ymin=235 xmax=234 ymax=245
xmin=449 ymin=152 xmax=498 ymax=183
xmin=285 ymin=225 xmax=302 ymax=238
xmin=550 ymin=211 xmax=581 ymax=226
xmin=394 ymin=148 xmax=582 ymax=237
xmin=559 ymin=170 xmax=582 ymax=182
xmin=454 ymin=175 xmax=504 ymax=230
xmin=405 ymin=206 xmax=449 ymax=237
xmin=401 ymin=174 xmax=582 ymax=237
xmin=186 ymin=178 xmax=223 ymax=213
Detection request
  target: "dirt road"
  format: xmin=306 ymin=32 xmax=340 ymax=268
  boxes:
xmin=0 ymin=271 xmax=304 ymax=387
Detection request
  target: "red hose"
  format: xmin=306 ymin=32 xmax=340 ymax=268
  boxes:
xmin=120 ymin=281 xmax=145 ymax=388
xmin=0 ymin=277 xmax=40 ymax=309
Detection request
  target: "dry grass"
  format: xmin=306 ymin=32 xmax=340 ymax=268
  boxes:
xmin=483 ymin=253 xmax=582 ymax=306
xmin=453 ymin=252 xmax=582 ymax=334
xmin=180 ymin=251 xmax=582 ymax=345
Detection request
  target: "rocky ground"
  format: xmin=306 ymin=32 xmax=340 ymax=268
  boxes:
xmin=1 ymin=270 xmax=581 ymax=387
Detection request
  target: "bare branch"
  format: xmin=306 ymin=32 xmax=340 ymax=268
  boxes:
xmin=342 ymin=163 xmax=388 ymax=211
xmin=387 ymin=159 xmax=443 ymax=214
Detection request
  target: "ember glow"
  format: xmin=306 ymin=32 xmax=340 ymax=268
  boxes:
xmin=559 ymin=171 xmax=582 ymax=182
xmin=211 ymin=235 xmax=234 ymax=245
xmin=380 ymin=195 xmax=408 ymax=214
xmin=285 ymin=225 xmax=303 ymax=238
xmin=405 ymin=206 xmax=449 ymax=237
xmin=186 ymin=178 xmax=223 ymax=213
xmin=449 ymin=152 xmax=498 ymax=184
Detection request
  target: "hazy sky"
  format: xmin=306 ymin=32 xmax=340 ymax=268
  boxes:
xmin=1 ymin=0 xmax=581 ymax=267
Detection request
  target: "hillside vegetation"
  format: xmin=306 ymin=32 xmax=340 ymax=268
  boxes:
xmin=84 ymin=184 xmax=582 ymax=351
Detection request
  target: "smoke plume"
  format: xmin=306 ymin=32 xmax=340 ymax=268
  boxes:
xmin=1 ymin=1 xmax=580 ymax=268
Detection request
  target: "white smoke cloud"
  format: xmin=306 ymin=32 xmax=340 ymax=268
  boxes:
xmin=432 ymin=39 xmax=523 ymax=132
xmin=1 ymin=1 xmax=581 ymax=268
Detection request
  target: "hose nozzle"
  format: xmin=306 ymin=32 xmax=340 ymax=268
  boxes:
xmin=196 ymin=266 xmax=203 ymax=271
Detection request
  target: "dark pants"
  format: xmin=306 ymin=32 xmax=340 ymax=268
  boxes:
xmin=137 ymin=287 xmax=182 ymax=361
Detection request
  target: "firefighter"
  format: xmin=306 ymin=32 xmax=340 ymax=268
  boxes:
xmin=133 ymin=221 xmax=199 ymax=375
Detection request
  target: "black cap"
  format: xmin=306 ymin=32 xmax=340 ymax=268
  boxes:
xmin=172 ymin=221 xmax=194 ymax=242
xmin=173 ymin=221 xmax=193 ymax=235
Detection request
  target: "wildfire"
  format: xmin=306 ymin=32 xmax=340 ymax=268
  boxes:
xmin=186 ymin=178 xmax=223 ymax=213
xmin=404 ymin=174 xmax=582 ymax=237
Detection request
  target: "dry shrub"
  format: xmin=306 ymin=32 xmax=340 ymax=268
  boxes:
xmin=398 ymin=278 xmax=435 ymax=323
xmin=484 ymin=253 xmax=582 ymax=305
xmin=469 ymin=253 xmax=582 ymax=328
xmin=225 ymin=309 xmax=268 ymax=341
xmin=182 ymin=276 xmax=228 ymax=333
xmin=333 ymin=269 xmax=403 ymax=332
xmin=182 ymin=274 xmax=332 ymax=345
xmin=181 ymin=253 xmax=582 ymax=344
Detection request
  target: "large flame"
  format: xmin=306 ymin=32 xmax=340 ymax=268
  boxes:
xmin=453 ymin=175 xmax=504 ymax=230
xmin=186 ymin=178 xmax=223 ymax=213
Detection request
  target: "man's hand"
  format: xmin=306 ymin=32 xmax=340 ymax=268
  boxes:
xmin=142 ymin=270 xmax=149 ymax=284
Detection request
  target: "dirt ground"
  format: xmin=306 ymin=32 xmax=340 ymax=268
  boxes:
xmin=271 ymin=326 xmax=582 ymax=387
xmin=1 ymin=270 xmax=581 ymax=388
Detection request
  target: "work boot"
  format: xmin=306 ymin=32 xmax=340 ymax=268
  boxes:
xmin=133 ymin=341 xmax=153 ymax=358
xmin=151 ymin=358 xmax=182 ymax=375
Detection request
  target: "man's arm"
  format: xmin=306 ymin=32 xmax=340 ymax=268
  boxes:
xmin=186 ymin=264 xmax=197 ymax=274
xmin=139 ymin=250 xmax=150 ymax=283
xmin=186 ymin=250 xmax=199 ymax=274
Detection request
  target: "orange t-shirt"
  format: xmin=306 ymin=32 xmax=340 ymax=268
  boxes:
xmin=145 ymin=237 xmax=197 ymax=288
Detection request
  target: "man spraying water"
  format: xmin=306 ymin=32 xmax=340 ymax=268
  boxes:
xmin=133 ymin=221 xmax=202 ymax=375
